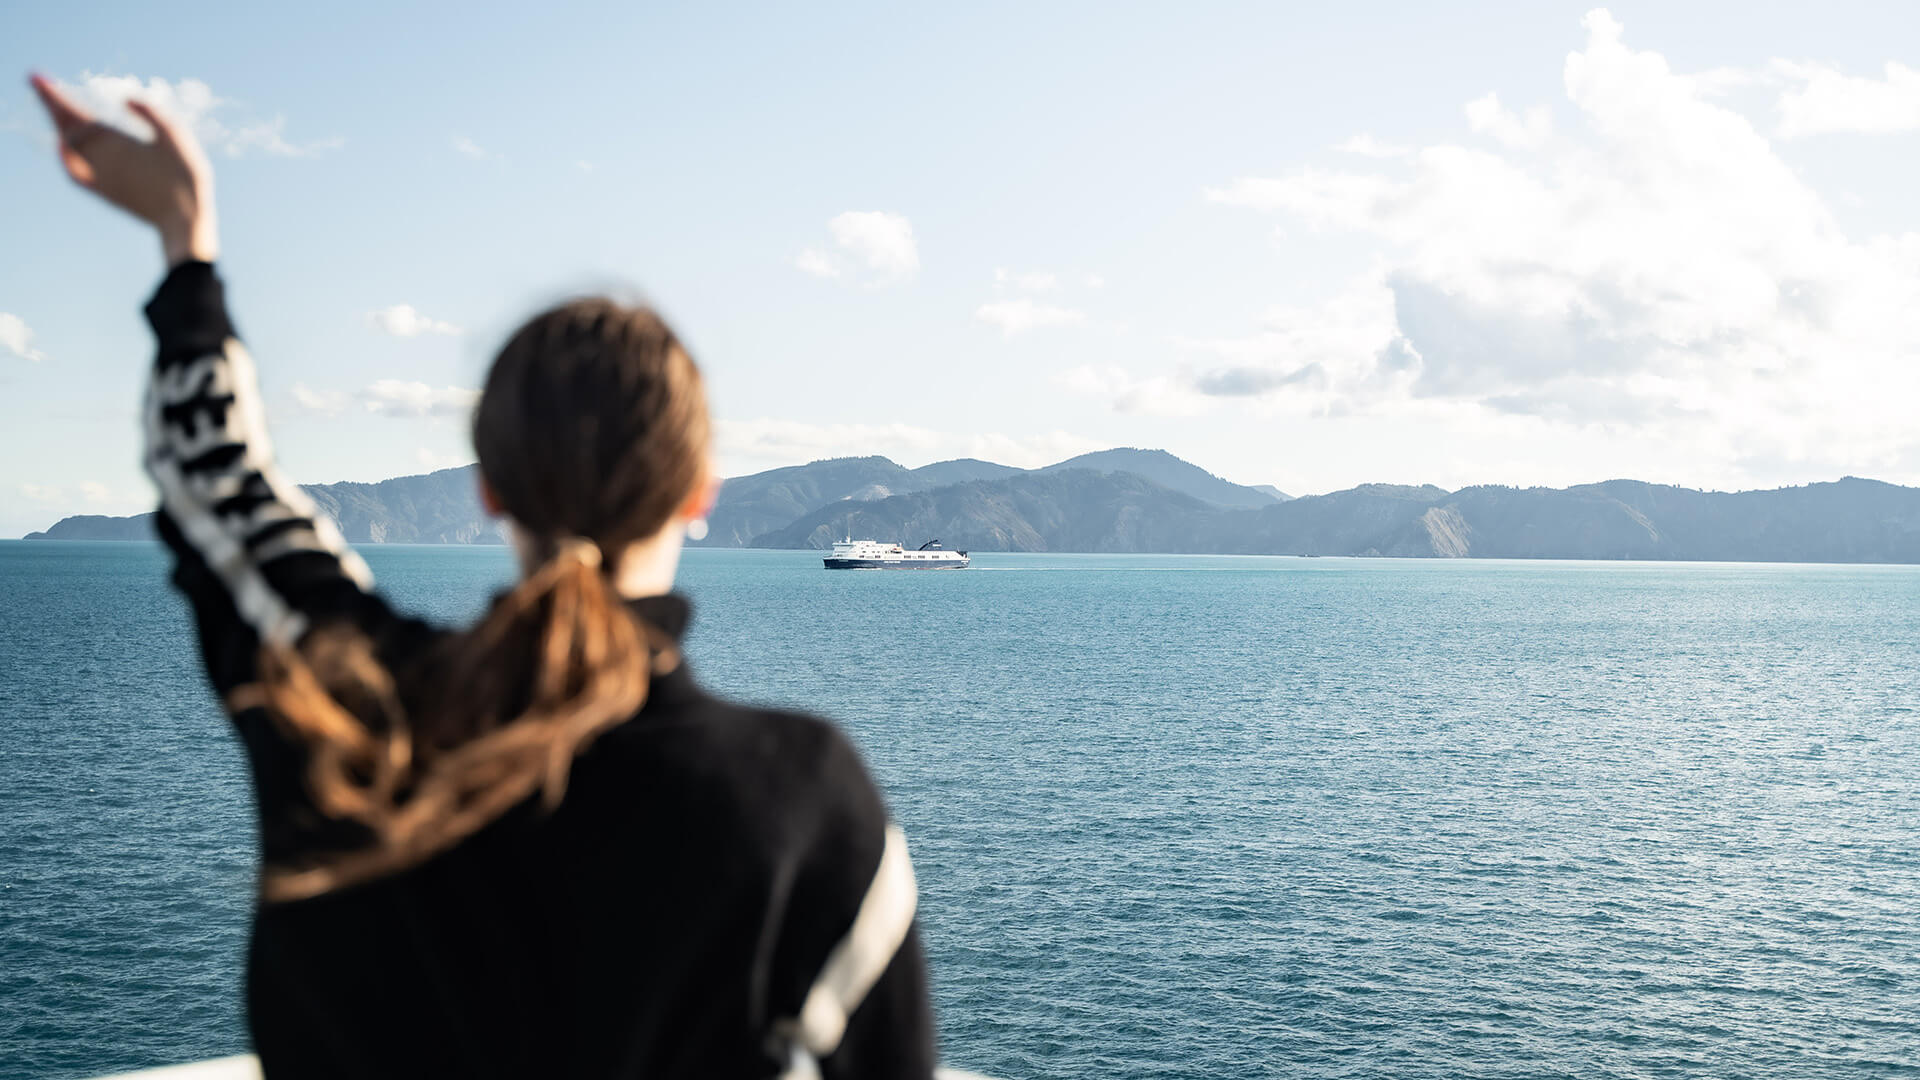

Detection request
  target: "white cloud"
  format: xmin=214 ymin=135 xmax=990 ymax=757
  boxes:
xmin=1085 ymin=274 xmax=1107 ymax=289
xmin=291 ymin=382 xmax=348 ymax=417
xmin=1161 ymin=285 xmax=1402 ymax=412
xmin=1054 ymin=365 xmax=1210 ymax=418
xmin=1683 ymin=65 xmax=1764 ymax=99
xmin=575 ymin=160 xmax=594 ymax=173
xmin=795 ymin=211 xmax=919 ymax=283
xmin=830 ymin=211 xmax=918 ymax=277
xmin=292 ymin=380 xmax=477 ymax=418
xmin=714 ymin=417 xmax=1099 ymax=473
xmin=1775 ymin=59 xmax=1920 ymax=137
xmin=63 ymin=72 xmax=341 ymax=158
xmin=451 ymin=135 xmax=499 ymax=161
xmin=1335 ymin=133 xmax=1411 ymax=158
xmin=1156 ymin=8 xmax=1920 ymax=484
xmin=19 ymin=483 xmax=62 ymax=503
xmin=79 ymin=482 xmax=113 ymax=504
xmin=794 ymin=249 xmax=841 ymax=279
xmin=360 ymin=380 xmax=481 ymax=418
xmin=0 ymin=313 xmax=46 ymax=362
xmin=367 ymin=304 xmax=462 ymax=338
xmin=1464 ymin=92 xmax=1552 ymax=148
xmin=975 ymin=299 xmax=1088 ymax=337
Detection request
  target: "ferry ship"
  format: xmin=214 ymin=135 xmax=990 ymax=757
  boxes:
xmin=824 ymin=538 xmax=970 ymax=569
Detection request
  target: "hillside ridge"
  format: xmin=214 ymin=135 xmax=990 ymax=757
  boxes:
xmin=25 ymin=453 xmax=1920 ymax=563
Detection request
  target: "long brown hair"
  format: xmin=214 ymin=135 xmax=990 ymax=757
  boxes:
xmin=253 ymin=298 xmax=710 ymax=902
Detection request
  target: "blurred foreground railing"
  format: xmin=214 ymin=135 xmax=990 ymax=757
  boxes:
xmin=98 ymin=1055 xmax=996 ymax=1079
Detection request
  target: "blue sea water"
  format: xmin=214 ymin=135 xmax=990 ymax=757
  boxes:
xmin=3 ymin=540 xmax=1918 ymax=1079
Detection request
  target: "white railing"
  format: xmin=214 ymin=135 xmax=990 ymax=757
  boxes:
xmin=97 ymin=1055 xmax=996 ymax=1079
xmin=97 ymin=1060 xmax=258 ymax=1080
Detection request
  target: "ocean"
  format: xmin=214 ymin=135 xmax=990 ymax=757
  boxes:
xmin=3 ymin=541 xmax=1918 ymax=1079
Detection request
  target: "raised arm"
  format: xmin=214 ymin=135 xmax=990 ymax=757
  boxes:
xmin=31 ymin=75 xmax=379 ymax=688
xmin=142 ymin=262 xmax=376 ymax=653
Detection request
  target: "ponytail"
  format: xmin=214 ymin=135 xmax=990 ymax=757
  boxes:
xmin=253 ymin=539 xmax=677 ymax=902
xmin=252 ymin=295 xmax=708 ymax=901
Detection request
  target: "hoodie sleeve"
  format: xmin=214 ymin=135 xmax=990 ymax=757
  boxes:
xmin=142 ymin=261 xmax=396 ymax=699
xmin=763 ymin=724 xmax=939 ymax=1080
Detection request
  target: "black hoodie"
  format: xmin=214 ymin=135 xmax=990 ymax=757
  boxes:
xmin=142 ymin=262 xmax=936 ymax=1079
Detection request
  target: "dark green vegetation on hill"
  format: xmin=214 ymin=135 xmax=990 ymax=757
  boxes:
xmin=23 ymin=514 xmax=159 ymax=542
xmin=698 ymin=448 xmax=1276 ymax=546
xmin=25 ymin=467 xmax=506 ymax=545
xmin=303 ymin=467 xmax=510 ymax=544
xmin=758 ymin=470 xmax=1217 ymax=552
xmin=1038 ymin=448 xmax=1288 ymax=510
xmin=25 ymin=452 xmax=1920 ymax=563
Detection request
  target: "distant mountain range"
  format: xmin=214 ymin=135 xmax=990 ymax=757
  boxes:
xmin=24 ymin=448 xmax=1920 ymax=563
xmin=698 ymin=448 xmax=1285 ymax=546
xmin=26 ymin=466 xmax=509 ymax=546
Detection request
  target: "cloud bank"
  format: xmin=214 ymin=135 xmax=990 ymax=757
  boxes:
xmin=1075 ymin=9 xmax=1920 ymax=481
xmin=1775 ymin=60 xmax=1920 ymax=138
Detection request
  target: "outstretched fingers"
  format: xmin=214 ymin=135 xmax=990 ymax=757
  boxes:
xmin=28 ymin=74 xmax=107 ymax=187
xmin=27 ymin=68 xmax=218 ymax=262
xmin=28 ymin=74 xmax=91 ymax=139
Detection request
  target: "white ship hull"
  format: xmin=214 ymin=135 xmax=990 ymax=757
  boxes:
xmin=822 ymin=555 xmax=969 ymax=569
xmin=824 ymin=538 xmax=969 ymax=569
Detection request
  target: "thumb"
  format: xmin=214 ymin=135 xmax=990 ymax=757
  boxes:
xmin=56 ymin=139 xmax=98 ymax=188
xmin=126 ymin=99 xmax=210 ymax=173
xmin=125 ymin=100 xmax=169 ymax=137
xmin=124 ymin=99 xmax=187 ymax=150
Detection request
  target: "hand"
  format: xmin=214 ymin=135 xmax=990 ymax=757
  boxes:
xmin=29 ymin=73 xmax=219 ymax=266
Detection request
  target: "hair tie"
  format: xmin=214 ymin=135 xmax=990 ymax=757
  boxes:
xmin=555 ymin=536 xmax=602 ymax=571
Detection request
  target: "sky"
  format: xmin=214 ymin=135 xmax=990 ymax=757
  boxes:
xmin=3 ymin=1 xmax=1920 ymax=537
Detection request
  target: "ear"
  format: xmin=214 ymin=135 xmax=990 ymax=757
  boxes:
xmin=478 ymin=472 xmax=504 ymax=517
xmin=679 ymin=473 xmax=721 ymax=522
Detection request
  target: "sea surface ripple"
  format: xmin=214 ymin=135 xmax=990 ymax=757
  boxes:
xmin=3 ymin=543 xmax=1917 ymax=1079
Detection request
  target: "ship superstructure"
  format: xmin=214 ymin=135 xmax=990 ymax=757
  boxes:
xmin=823 ymin=538 xmax=969 ymax=569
